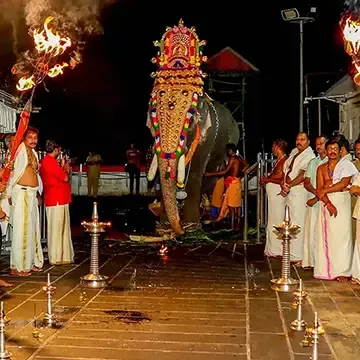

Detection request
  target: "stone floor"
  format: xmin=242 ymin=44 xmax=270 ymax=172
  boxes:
xmin=0 ymin=240 xmax=358 ymax=359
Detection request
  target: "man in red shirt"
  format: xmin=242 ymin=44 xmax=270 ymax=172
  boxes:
xmin=40 ymin=139 xmax=74 ymax=265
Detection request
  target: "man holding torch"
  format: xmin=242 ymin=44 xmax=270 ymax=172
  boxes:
xmin=7 ymin=127 xmax=44 ymax=277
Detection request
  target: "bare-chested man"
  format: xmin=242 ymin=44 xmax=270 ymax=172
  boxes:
xmin=7 ymin=127 xmax=44 ymax=276
xmin=261 ymin=139 xmax=288 ymax=257
xmin=314 ymin=138 xmax=358 ymax=282
xmin=205 ymin=143 xmax=248 ymax=230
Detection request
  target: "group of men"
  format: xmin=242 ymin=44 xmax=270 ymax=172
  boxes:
xmin=0 ymin=127 xmax=74 ymax=286
xmin=263 ymin=132 xmax=360 ymax=283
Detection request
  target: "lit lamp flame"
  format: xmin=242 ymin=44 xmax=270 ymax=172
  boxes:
xmin=16 ymin=16 xmax=72 ymax=91
xmin=159 ymin=245 xmax=168 ymax=256
xmin=343 ymin=17 xmax=360 ymax=85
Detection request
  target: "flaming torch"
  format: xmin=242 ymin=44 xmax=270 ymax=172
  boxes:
xmin=3 ymin=17 xmax=74 ymax=186
xmin=342 ymin=15 xmax=360 ymax=85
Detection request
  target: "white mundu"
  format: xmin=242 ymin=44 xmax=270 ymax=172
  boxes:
xmin=8 ymin=143 xmax=44 ymax=273
xmin=46 ymin=204 xmax=74 ymax=265
xmin=0 ymin=191 xmax=11 ymax=244
xmin=283 ymin=147 xmax=315 ymax=261
xmin=314 ymin=159 xmax=358 ymax=280
xmin=302 ymin=156 xmax=328 ymax=268
xmin=264 ymin=182 xmax=285 ymax=257
xmin=351 ymin=174 xmax=360 ymax=283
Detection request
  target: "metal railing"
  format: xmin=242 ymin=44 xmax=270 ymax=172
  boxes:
xmin=243 ymin=152 xmax=275 ymax=243
xmin=1 ymin=202 xmax=47 ymax=255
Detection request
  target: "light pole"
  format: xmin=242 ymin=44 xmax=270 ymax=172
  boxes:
xmin=281 ymin=8 xmax=316 ymax=132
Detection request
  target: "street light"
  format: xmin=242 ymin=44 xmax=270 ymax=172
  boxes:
xmin=281 ymin=7 xmax=316 ymax=132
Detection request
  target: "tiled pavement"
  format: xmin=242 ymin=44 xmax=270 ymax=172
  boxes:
xmin=0 ymin=242 xmax=358 ymax=359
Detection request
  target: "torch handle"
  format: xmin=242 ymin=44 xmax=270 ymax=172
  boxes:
xmin=2 ymin=90 xmax=34 ymax=186
xmin=2 ymin=110 xmax=31 ymax=185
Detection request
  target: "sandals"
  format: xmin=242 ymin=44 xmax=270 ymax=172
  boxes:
xmin=9 ymin=270 xmax=31 ymax=277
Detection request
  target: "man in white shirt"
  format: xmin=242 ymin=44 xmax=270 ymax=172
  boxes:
xmin=280 ymin=132 xmax=315 ymax=262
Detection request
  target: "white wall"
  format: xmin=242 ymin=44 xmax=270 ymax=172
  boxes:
xmin=71 ymin=171 xmax=152 ymax=196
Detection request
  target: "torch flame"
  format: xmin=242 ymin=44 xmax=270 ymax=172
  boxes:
xmin=48 ymin=63 xmax=69 ymax=78
xmin=16 ymin=16 xmax=73 ymax=91
xmin=343 ymin=17 xmax=360 ymax=85
xmin=32 ymin=16 xmax=71 ymax=57
xmin=343 ymin=17 xmax=360 ymax=54
xmin=16 ymin=76 xmax=36 ymax=91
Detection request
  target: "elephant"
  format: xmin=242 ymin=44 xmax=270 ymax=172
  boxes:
xmin=147 ymin=94 xmax=239 ymax=235
xmin=145 ymin=19 xmax=240 ymax=235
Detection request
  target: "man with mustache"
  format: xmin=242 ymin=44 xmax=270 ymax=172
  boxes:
xmin=314 ymin=138 xmax=358 ymax=282
xmin=350 ymin=138 xmax=360 ymax=239
xmin=336 ymin=135 xmax=352 ymax=161
xmin=302 ymin=135 xmax=328 ymax=269
xmin=353 ymin=138 xmax=360 ymax=170
xmin=7 ymin=127 xmax=44 ymax=276
xmin=281 ymin=132 xmax=315 ymax=262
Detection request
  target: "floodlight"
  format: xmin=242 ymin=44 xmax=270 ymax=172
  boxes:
xmin=281 ymin=8 xmax=300 ymax=21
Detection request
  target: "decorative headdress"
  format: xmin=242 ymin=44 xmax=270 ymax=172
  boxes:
xmin=151 ymin=18 xmax=207 ymax=73
xmin=150 ymin=20 xmax=207 ymax=171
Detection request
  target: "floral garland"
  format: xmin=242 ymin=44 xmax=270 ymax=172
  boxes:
xmin=151 ymin=92 xmax=198 ymax=160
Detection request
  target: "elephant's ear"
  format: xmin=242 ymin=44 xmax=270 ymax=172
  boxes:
xmin=197 ymin=97 xmax=212 ymax=144
xmin=146 ymin=100 xmax=155 ymax=137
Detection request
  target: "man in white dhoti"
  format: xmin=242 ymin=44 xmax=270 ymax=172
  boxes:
xmin=280 ymin=132 xmax=315 ymax=262
xmin=261 ymin=139 xmax=288 ymax=257
xmin=350 ymin=174 xmax=360 ymax=285
xmin=8 ymin=127 xmax=43 ymax=276
xmin=0 ymin=161 xmax=14 ymax=287
xmin=302 ymin=135 xmax=328 ymax=269
xmin=0 ymin=135 xmax=15 ymax=247
xmin=40 ymin=139 xmax=74 ymax=265
xmin=314 ymin=138 xmax=358 ymax=282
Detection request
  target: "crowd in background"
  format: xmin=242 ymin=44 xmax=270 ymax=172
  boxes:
xmin=263 ymin=132 xmax=360 ymax=283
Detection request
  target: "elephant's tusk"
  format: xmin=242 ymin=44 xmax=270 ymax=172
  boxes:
xmin=177 ymin=154 xmax=185 ymax=188
xmin=147 ymin=154 xmax=158 ymax=181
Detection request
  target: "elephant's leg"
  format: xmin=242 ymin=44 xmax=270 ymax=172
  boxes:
xmin=182 ymin=145 xmax=214 ymax=227
xmin=182 ymin=171 xmax=202 ymax=226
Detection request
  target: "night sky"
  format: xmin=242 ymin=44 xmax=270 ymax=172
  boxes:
xmin=0 ymin=1 xmax=353 ymax=164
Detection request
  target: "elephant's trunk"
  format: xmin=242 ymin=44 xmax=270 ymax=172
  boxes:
xmin=158 ymin=157 xmax=185 ymax=235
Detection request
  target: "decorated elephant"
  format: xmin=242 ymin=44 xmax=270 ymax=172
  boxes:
xmin=146 ymin=19 xmax=239 ymax=235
